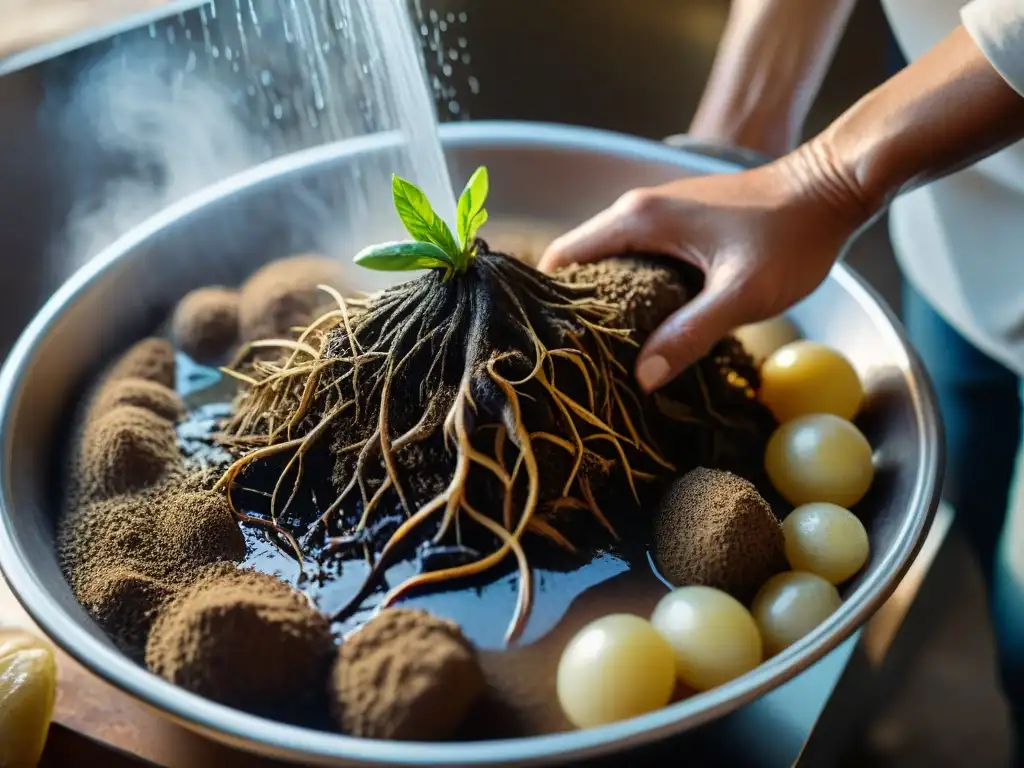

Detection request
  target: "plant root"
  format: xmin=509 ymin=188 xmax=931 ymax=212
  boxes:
xmin=215 ymin=246 xmax=768 ymax=643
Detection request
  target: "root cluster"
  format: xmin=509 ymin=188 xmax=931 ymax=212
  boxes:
xmin=214 ymin=247 xmax=770 ymax=642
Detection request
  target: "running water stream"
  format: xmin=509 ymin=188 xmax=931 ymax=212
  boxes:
xmin=53 ymin=0 xmax=470 ymax=267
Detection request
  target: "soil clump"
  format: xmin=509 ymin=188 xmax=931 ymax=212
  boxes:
xmin=556 ymin=256 xmax=692 ymax=335
xmin=78 ymin=405 xmax=182 ymax=499
xmin=89 ymin=377 xmax=185 ymax=424
xmin=238 ymin=254 xmax=348 ymax=342
xmin=331 ymin=608 xmax=485 ymax=740
xmin=104 ymin=337 xmax=176 ymax=389
xmin=172 ymin=286 xmax=240 ymax=363
xmin=652 ymin=468 xmax=786 ymax=601
xmin=60 ymin=470 xmax=246 ymax=657
xmin=146 ymin=566 xmax=334 ymax=719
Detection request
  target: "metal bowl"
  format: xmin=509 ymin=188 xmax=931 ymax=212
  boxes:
xmin=0 ymin=121 xmax=942 ymax=766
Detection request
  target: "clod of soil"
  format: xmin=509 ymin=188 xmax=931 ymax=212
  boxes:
xmin=164 ymin=490 xmax=248 ymax=567
xmin=78 ymin=405 xmax=182 ymax=498
xmin=171 ymin=287 xmax=240 ymax=363
xmin=60 ymin=471 xmax=247 ymax=657
xmin=146 ymin=567 xmax=334 ymax=718
xmin=652 ymin=467 xmax=786 ymax=601
xmin=89 ymin=378 xmax=185 ymax=424
xmin=556 ymin=256 xmax=693 ymax=335
xmin=331 ymin=608 xmax=485 ymax=740
xmin=78 ymin=565 xmax=173 ymax=654
xmin=238 ymin=254 xmax=347 ymax=342
xmin=104 ymin=337 xmax=176 ymax=389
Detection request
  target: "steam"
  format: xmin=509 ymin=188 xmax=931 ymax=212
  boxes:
xmin=46 ymin=42 xmax=270 ymax=272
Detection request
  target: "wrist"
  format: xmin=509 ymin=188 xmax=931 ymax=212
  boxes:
xmin=779 ymin=137 xmax=879 ymax=231
xmin=803 ymin=26 xmax=1024 ymax=215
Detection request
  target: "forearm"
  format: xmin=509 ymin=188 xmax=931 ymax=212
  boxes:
xmin=689 ymin=0 xmax=859 ymax=156
xmin=805 ymin=22 xmax=1024 ymax=217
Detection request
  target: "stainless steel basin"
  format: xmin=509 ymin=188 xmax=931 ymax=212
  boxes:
xmin=0 ymin=121 xmax=942 ymax=766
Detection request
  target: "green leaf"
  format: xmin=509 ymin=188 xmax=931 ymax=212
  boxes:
xmin=456 ymin=166 xmax=489 ymax=249
xmin=353 ymin=240 xmax=454 ymax=273
xmin=391 ymin=174 xmax=460 ymax=260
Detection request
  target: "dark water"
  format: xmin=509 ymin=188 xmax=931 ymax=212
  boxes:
xmin=173 ymin=350 xmax=669 ymax=652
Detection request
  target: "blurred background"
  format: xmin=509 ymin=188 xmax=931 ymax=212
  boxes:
xmin=0 ymin=1 xmax=1013 ymax=765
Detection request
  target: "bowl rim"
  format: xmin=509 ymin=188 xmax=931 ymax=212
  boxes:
xmin=0 ymin=120 xmax=943 ymax=766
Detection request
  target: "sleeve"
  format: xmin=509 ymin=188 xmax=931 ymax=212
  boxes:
xmin=962 ymin=0 xmax=1024 ymax=98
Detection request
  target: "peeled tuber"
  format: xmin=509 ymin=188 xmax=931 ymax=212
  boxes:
xmin=0 ymin=629 xmax=57 ymax=768
xmin=556 ymin=613 xmax=676 ymax=729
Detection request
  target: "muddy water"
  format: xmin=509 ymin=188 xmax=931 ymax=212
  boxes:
xmin=176 ymin=344 xmax=669 ymax=651
xmin=175 ymin=349 xmax=673 ymax=737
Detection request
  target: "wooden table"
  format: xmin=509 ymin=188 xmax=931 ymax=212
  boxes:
xmin=2 ymin=504 xmax=951 ymax=767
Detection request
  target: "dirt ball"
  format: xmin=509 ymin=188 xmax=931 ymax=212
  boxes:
xmin=90 ymin=378 xmax=185 ymax=424
xmin=79 ymin=406 xmax=181 ymax=498
xmin=556 ymin=257 xmax=691 ymax=335
xmin=163 ymin=491 xmax=246 ymax=566
xmin=146 ymin=567 xmax=333 ymax=717
xmin=172 ymin=287 xmax=240 ymax=363
xmin=59 ymin=475 xmax=248 ymax=655
xmin=331 ymin=608 xmax=485 ymax=740
xmin=105 ymin=337 xmax=176 ymax=389
xmin=78 ymin=565 xmax=172 ymax=655
xmin=652 ymin=467 xmax=786 ymax=601
xmin=238 ymin=254 xmax=346 ymax=342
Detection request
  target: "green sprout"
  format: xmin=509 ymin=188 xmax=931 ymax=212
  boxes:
xmin=354 ymin=166 xmax=489 ymax=278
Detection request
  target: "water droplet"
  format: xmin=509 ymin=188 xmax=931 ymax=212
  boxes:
xmin=260 ymin=69 xmax=272 ymax=85
xmin=429 ymin=9 xmax=438 ymax=22
xmin=428 ymin=41 xmax=438 ymax=51
xmin=420 ymin=23 xmax=428 ymax=36
xmin=458 ymin=36 xmax=468 ymax=48
xmin=468 ymin=76 xmax=480 ymax=94
xmin=449 ymin=49 xmax=458 ymax=61
xmin=439 ymin=20 xmax=448 ymax=32
xmin=211 ymin=46 xmax=220 ymax=58
xmin=446 ymin=12 xmax=455 ymax=22
xmin=442 ymin=63 xmax=452 ymax=76
xmin=459 ymin=12 xmax=468 ymax=22
xmin=273 ymin=103 xmax=284 ymax=120
xmin=449 ymin=100 xmax=461 ymax=114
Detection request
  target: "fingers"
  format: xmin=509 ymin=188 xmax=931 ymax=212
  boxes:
xmin=635 ymin=281 xmax=745 ymax=393
xmin=538 ymin=189 xmax=673 ymax=273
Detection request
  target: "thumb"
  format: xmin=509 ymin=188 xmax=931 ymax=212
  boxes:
xmin=538 ymin=190 xmax=673 ymax=273
xmin=634 ymin=281 xmax=745 ymax=393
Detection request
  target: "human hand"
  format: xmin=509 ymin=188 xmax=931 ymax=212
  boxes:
xmin=538 ymin=144 xmax=871 ymax=393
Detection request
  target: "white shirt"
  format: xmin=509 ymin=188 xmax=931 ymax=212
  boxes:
xmin=879 ymin=0 xmax=1024 ymax=375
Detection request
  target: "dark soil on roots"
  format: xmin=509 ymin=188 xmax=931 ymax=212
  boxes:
xmin=216 ymin=244 xmax=775 ymax=642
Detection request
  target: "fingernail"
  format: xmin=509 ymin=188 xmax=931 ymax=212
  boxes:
xmin=636 ymin=355 xmax=670 ymax=392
